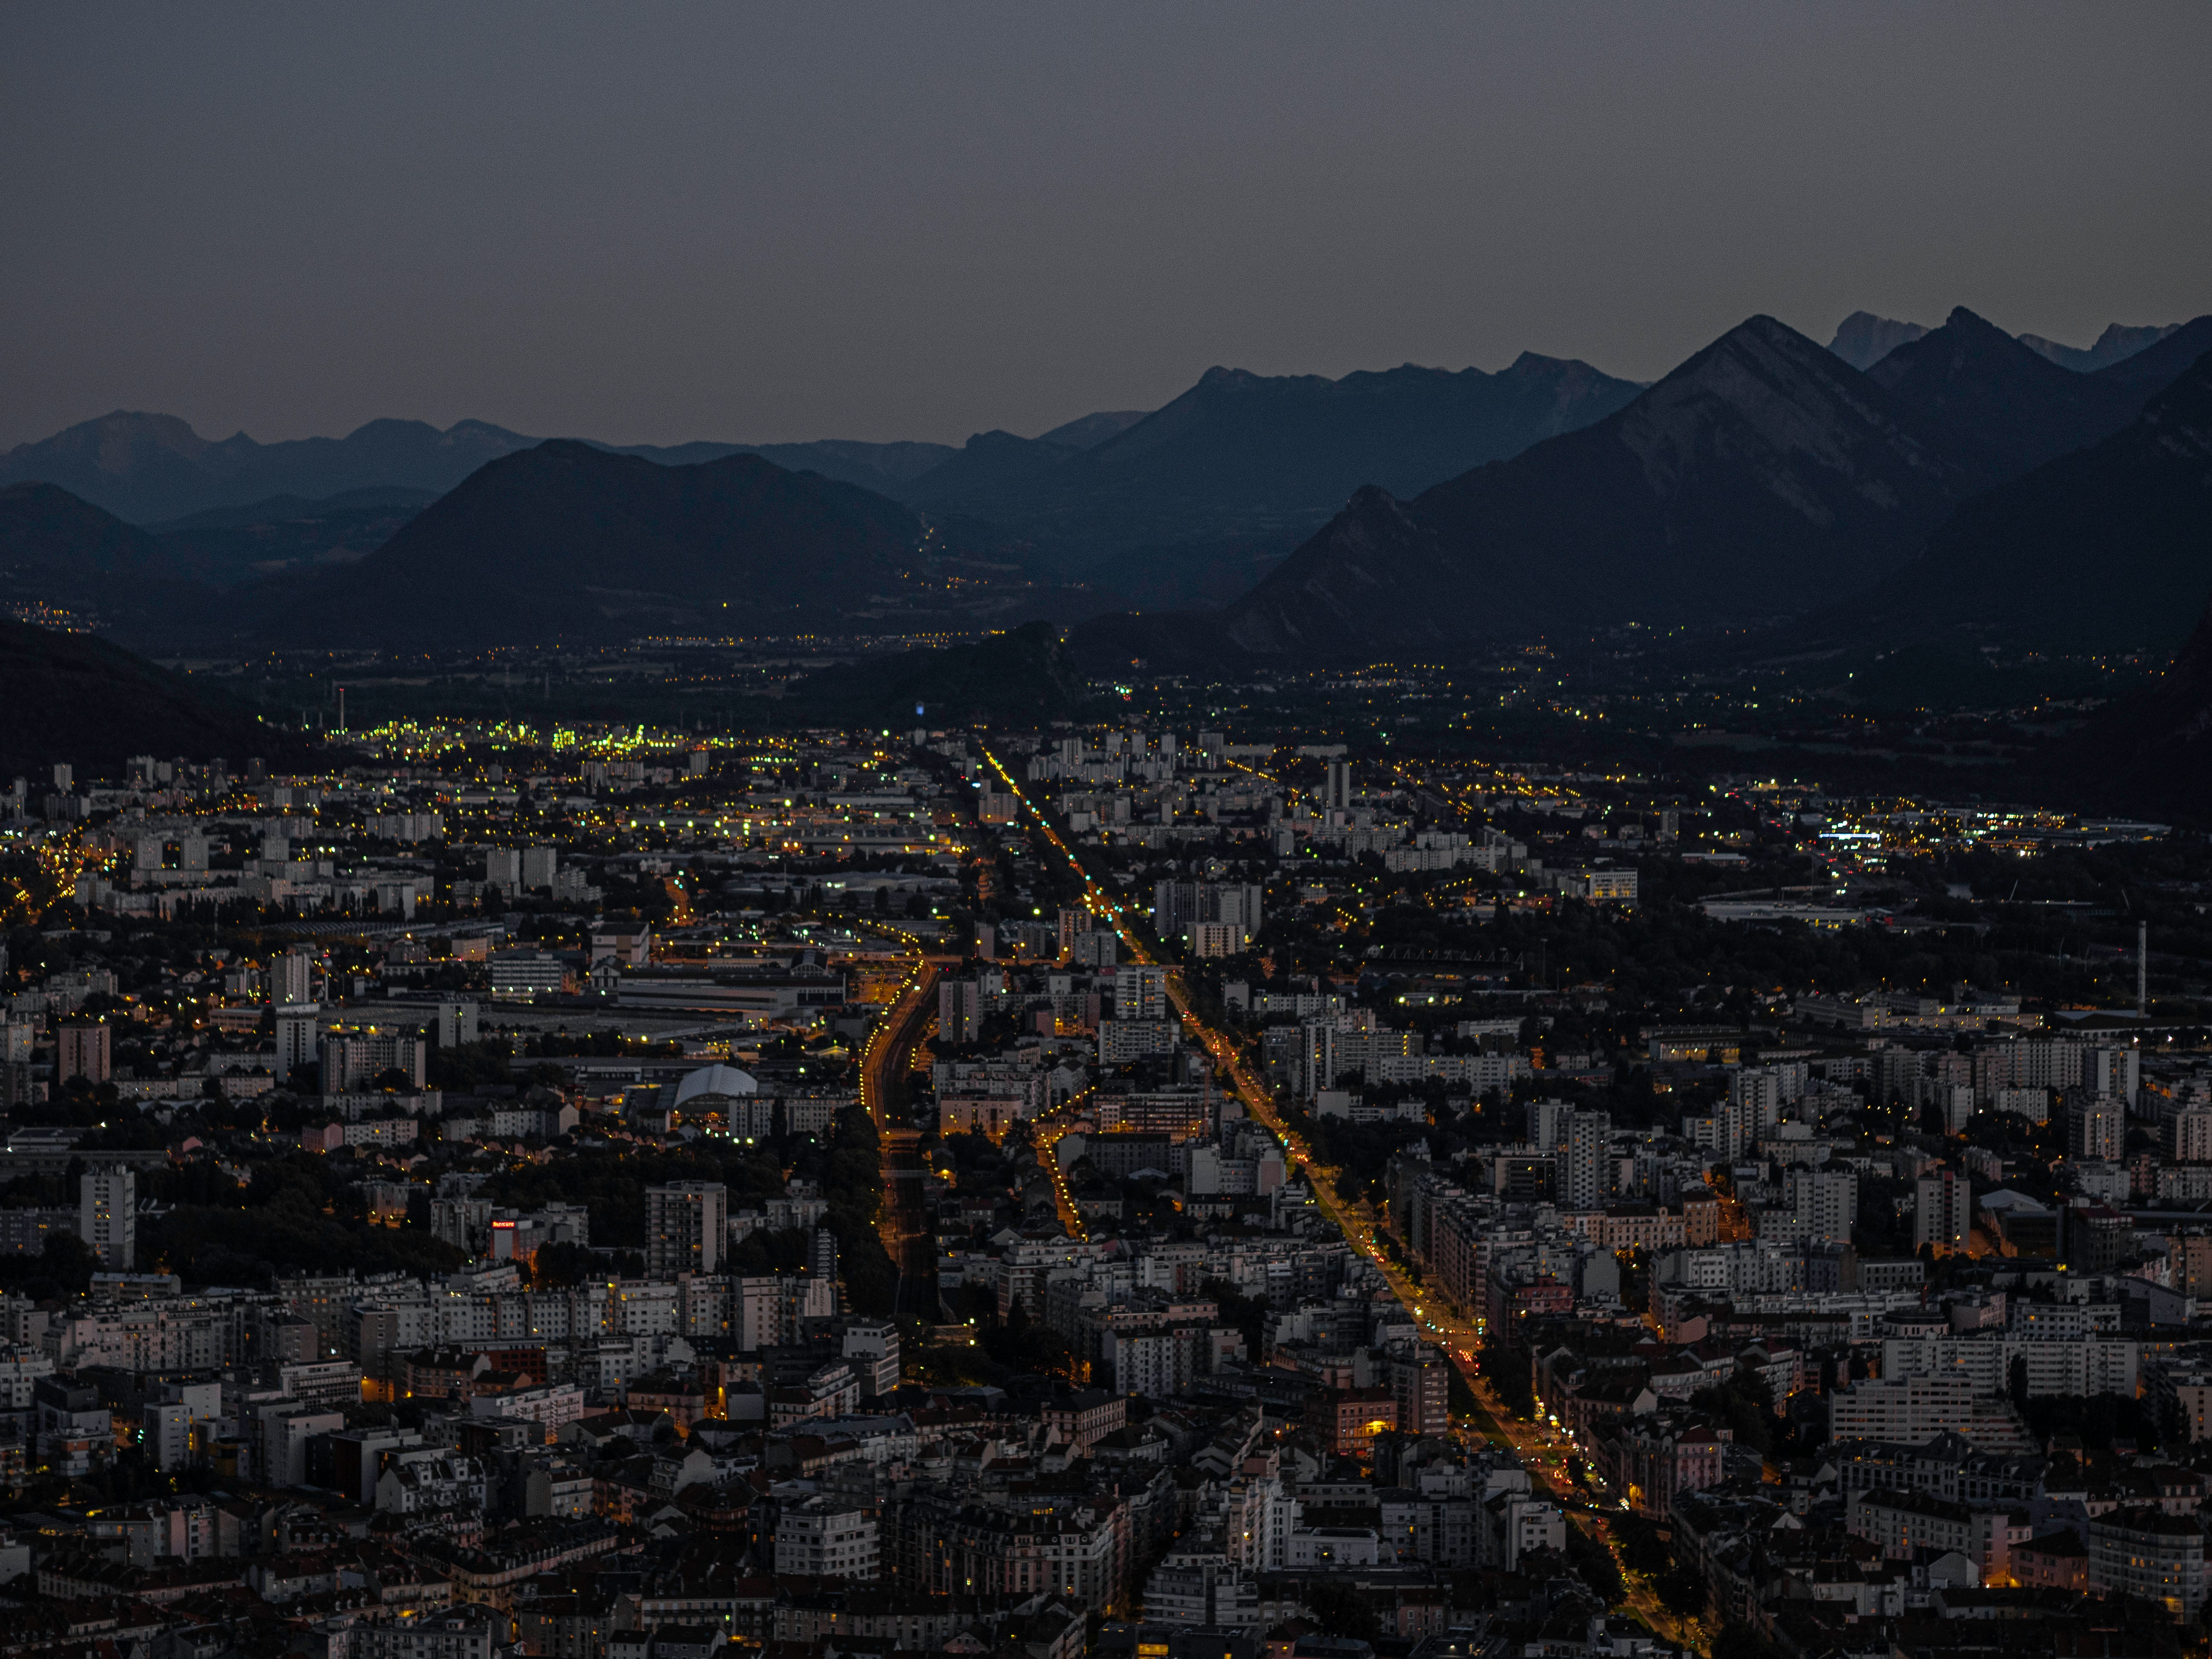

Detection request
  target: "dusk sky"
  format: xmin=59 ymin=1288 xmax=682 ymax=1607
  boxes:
xmin=4 ymin=2 xmax=2208 ymax=451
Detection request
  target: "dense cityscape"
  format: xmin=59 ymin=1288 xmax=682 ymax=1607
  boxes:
xmin=4 ymin=9 xmax=2209 ymax=1659
xmin=0 ymin=694 xmax=2208 ymax=1659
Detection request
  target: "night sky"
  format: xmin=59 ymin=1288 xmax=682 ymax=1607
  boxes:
xmin=4 ymin=2 xmax=2207 ymax=450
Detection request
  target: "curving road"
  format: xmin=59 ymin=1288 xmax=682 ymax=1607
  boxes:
xmin=859 ymin=945 xmax=943 ymax=1318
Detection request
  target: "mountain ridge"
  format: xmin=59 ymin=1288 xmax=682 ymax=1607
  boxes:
xmin=250 ymin=440 xmax=1097 ymax=649
xmin=0 ymin=411 xmax=975 ymax=524
xmin=1813 ymin=348 xmax=2212 ymax=656
xmin=1864 ymin=305 xmax=2150 ymax=487
xmin=1220 ymin=314 xmax=1970 ymax=655
xmin=0 ymin=615 xmax=287 ymax=780
xmin=898 ymin=353 xmax=1649 ymax=601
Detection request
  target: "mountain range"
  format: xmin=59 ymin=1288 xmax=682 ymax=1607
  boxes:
xmin=1213 ymin=307 xmax=2192 ymax=656
xmin=252 ymin=441 xmax=1110 ymax=648
xmin=1827 ymin=311 xmax=2183 ymax=375
xmin=5 ymin=303 xmax=2210 ymax=662
xmin=1814 ymin=344 xmax=2212 ymax=655
xmin=899 ymin=355 xmax=1649 ymax=581
xmin=0 ymin=410 xmax=982 ymax=527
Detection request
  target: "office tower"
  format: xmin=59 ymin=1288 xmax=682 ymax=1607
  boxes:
xmin=645 ymin=1182 xmax=728 ymax=1278
xmin=80 ymin=1167 xmax=135 ymax=1270
xmin=1914 ymin=1169 xmax=1970 ymax=1255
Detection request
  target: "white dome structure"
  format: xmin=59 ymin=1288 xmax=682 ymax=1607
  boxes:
xmin=673 ymin=1063 xmax=759 ymax=1110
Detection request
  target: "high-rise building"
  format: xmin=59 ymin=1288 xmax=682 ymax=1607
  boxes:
xmin=1301 ymin=1023 xmax=1341 ymax=1099
xmin=80 ymin=1167 xmax=134 ymax=1270
xmin=522 ymin=846 xmax=559 ymax=889
xmin=484 ymin=848 xmax=522 ymax=894
xmin=1324 ymin=761 xmax=1352 ymax=814
xmin=1560 ymin=1110 xmax=1612 ymax=1209
xmin=1729 ymin=1067 xmax=1784 ymax=1138
xmin=2168 ymin=1109 xmax=2212 ymax=1163
xmin=1114 ymin=965 xmax=1170 ymax=1022
xmin=1389 ymin=1344 xmax=1450 ymax=1437
xmin=1526 ymin=1098 xmax=1575 ymax=1150
xmin=320 ymin=1028 xmax=428 ymax=1091
xmin=938 ymin=978 xmax=984 ymax=1044
xmin=276 ymin=1005 xmax=322 ymax=1084
xmin=808 ymin=1227 xmax=838 ymax=1284
xmin=2084 ymin=1046 xmax=2140 ymax=1107
xmin=437 ymin=1001 xmax=480 ymax=1049
xmin=0 ymin=1019 xmax=32 ymax=1109
xmin=644 ymin=1182 xmax=727 ymax=1278
xmin=57 ymin=1022 xmax=110 ymax=1087
xmin=1915 ymin=1169 xmax=1971 ymax=1255
xmin=2069 ymin=1098 xmax=2124 ymax=1163
xmin=276 ymin=947 xmax=314 ymax=1007
xmin=1786 ymin=1168 xmax=1859 ymax=1244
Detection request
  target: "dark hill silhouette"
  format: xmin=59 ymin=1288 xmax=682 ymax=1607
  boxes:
xmin=146 ymin=487 xmax=437 ymax=586
xmin=0 ymin=616 xmax=284 ymax=780
xmin=0 ymin=482 xmax=219 ymax=638
xmin=777 ymin=620 xmax=1089 ymax=728
xmin=1035 ymin=410 xmax=1147 ymax=450
xmin=1820 ymin=350 xmax=2212 ymax=655
xmin=1865 ymin=306 xmax=2147 ymax=487
xmin=2052 ymin=597 xmax=2212 ymax=824
xmin=897 ymin=355 xmax=1646 ymax=594
xmin=1219 ymin=316 xmax=1965 ymax=655
xmin=260 ymin=441 xmax=924 ymax=646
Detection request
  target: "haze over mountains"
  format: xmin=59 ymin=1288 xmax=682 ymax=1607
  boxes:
xmin=3 ymin=307 xmax=2208 ymax=665
xmin=1825 ymin=311 xmax=2183 ymax=375
xmin=0 ymin=410 xmax=965 ymax=527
